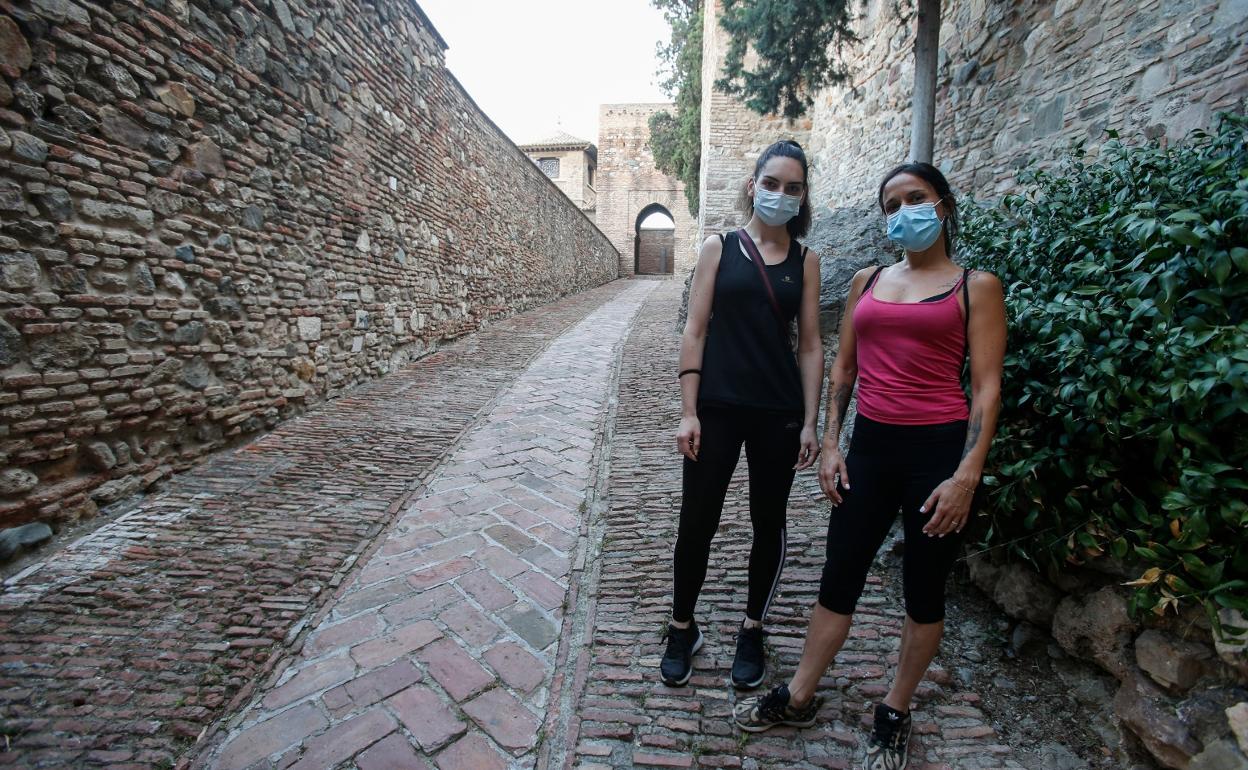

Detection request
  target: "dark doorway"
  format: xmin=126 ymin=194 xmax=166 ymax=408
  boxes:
xmin=634 ymin=204 xmax=676 ymax=275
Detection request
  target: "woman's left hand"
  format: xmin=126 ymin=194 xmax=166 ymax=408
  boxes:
xmin=920 ymin=479 xmax=974 ymax=537
xmin=794 ymin=425 xmax=820 ymax=470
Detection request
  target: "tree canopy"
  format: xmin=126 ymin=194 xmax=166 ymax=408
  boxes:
xmin=648 ymin=0 xmax=703 ymax=215
xmin=716 ymin=0 xmax=861 ymax=119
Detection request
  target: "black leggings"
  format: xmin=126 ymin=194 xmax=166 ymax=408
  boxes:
xmin=671 ymin=405 xmax=801 ymax=624
xmin=818 ymin=415 xmax=977 ymax=624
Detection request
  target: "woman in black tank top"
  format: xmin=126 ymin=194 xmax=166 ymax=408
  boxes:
xmin=660 ymin=141 xmax=826 ymax=691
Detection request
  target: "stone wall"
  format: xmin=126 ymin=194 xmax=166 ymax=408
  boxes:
xmin=595 ymin=103 xmax=697 ymax=275
xmin=968 ymin=554 xmax=1248 ymax=768
xmin=0 ymin=0 xmax=618 ymax=533
xmin=697 ymin=0 xmax=810 ymax=244
xmin=804 ymin=0 xmax=1248 ymax=209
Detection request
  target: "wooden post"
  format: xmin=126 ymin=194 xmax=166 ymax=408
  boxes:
xmin=909 ymin=0 xmax=941 ymax=164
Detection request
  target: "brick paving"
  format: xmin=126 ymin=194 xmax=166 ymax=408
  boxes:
xmin=3 ymin=276 xmax=1035 ymax=769
xmin=0 ymin=281 xmax=633 ymax=770
xmin=195 ymin=279 xmax=657 ymax=769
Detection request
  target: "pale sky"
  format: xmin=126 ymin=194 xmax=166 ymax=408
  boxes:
xmin=418 ymin=0 xmax=672 ymax=147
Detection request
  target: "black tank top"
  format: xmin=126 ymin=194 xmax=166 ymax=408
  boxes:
xmin=698 ymin=231 xmax=805 ymax=414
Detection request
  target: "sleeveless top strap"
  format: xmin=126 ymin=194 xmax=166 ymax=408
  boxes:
xmin=863 ymin=265 xmax=886 ymax=294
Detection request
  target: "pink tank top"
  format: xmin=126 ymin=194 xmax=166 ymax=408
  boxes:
xmin=852 ymin=269 xmax=970 ymax=425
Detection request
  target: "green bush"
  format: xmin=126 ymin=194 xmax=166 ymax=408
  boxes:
xmin=958 ymin=114 xmax=1248 ymax=628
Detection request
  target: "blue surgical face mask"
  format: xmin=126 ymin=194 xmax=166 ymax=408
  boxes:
xmin=886 ymin=199 xmax=945 ymax=252
xmin=753 ymin=187 xmax=802 ymax=226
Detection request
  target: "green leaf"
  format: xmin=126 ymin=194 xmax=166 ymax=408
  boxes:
xmin=1231 ymin=247 xmax=1248 ymax=272
xmin=1212 ymin=252 xmax=1232 ymax=284
xmin=1167 ymin=225 xmax=1201 ymax=247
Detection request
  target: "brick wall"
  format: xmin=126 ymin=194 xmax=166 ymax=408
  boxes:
xmin=596 ymin=103 xmax=698 ymax=275
xmin=636 ymin=228 xmax=675 ymax=275
xmin=804 ymin=0 xmax=1248 ymax=210
xmin=697 ymin=0 xmax=810 ymax=244
xmin=0 ymin=0 xmax=618 ymax=530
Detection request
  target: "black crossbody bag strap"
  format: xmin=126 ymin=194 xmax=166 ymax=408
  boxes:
xmin=735 ymin=229 xmax=785 ymax=322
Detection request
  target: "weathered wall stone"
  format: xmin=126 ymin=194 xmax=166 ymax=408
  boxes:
xmin=804 ymin=0 xmax=1248 ymax=209
xmin=0 ymin=0 xmax=618 ymax=532
xmin=596 ymin=103 xmax=698 ymax=276
xmin=1053 ymin=586 xmax=1136 ymax=679
xmin=1138 ymin=628 xmax=1216 ymax=692
xmin=1114 ymin=669 xmax=1204 ymax=769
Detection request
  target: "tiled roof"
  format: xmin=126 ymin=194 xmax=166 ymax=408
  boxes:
xmin=519 ymin=131 xmax=593 ymax=150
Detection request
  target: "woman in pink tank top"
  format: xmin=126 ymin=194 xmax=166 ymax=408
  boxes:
xmin=735 ymin=163 xmax=1008 ymax=769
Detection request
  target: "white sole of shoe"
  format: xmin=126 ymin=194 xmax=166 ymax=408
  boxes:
xmin=736 ymin=715 xmax=817 ymax=733
xmin=661 ymin=630 xmax=703 ymax=687
xmin=729 ymin=669 xmax=766 ymax=690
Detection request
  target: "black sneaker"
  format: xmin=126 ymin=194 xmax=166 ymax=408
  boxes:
xmin=730 ymin=624 xmax=766 ymax=689
xmin=659 ymin=622 xmax=703 ymax=686
xmin=733 ymin=684 xmax=823 ymax=732
xmin=863 ymin=702 xmax=912 ymax=770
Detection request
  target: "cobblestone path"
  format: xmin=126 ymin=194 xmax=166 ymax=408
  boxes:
xmin=3 ymin=277 xmax=1032 ymax=770
xmin=0 ymin=281 xmax=635 ymax=769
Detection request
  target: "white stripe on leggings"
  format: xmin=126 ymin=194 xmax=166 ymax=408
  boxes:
xmin=759 ymin=526 xmax=787 ymax=621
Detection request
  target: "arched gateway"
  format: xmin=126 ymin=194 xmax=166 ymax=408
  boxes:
xmin=596 ymin=104 xmax=698 ymax=277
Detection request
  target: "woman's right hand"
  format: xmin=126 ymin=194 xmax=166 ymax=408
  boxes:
xmin=818 ymin=447 xmax=849 ymax=505
xmin=676 ymin=415 xmax=701 ymax=462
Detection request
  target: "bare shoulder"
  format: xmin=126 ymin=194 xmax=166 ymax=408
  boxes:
xmin=803 ymin=246 xmax=820 ymax=273
xmin=850 ymin=264 xmax=882 ymax=288
xmin=698 ymin=235 xmax=724 ymax=263
xmin=967 ymin=269 xmax=1003 ymax=296
xmin=701 ymin=234 xmax=724 ymax=252
xmin=692 ymin=236 xmax=725 ymax=281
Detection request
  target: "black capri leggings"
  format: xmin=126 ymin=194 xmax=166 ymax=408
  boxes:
xmin=671 ymin=405 xmax=801 ymax=624
xmin=819 ymin=414 xmax=979 ymax=624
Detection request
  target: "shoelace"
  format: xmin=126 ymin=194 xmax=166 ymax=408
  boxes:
xmin=872 ymin=713 xmax=906 ymax=751
xmin=757 ymin=688 xmax=790 ymax=721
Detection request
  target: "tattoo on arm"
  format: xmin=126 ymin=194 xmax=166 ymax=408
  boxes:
xmin=961 ymin=410 xmax=983 ymax=460
xmin=826 ymin=383 xmax=852 ymax=436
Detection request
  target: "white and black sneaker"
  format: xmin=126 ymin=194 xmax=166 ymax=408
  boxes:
xmin=730 ymin=624 xmax=766 ymax=689
xmin=659 ymin=621 xmax=703 ymax=686
xmin=863 ymin=702 xmax=912 ymax=770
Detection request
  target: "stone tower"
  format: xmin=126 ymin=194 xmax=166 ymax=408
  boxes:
xmin=595 ymin=104 xmax=698 ymax=276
